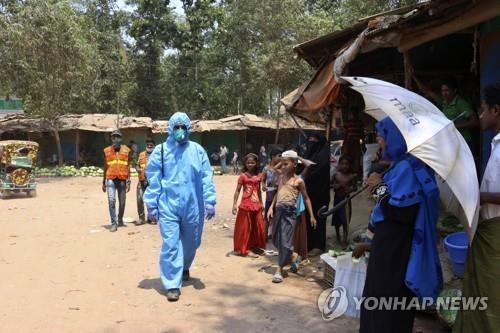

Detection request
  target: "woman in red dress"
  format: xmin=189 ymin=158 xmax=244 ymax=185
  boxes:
xmin=232 ymin=154 xmax=266 ymax=257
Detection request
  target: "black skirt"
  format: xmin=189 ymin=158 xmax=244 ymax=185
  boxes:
xmin=359 ymin=200 xmax=419 ymax=333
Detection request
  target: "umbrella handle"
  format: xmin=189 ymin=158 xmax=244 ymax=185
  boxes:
xmin=318 ymin=184 xmax=369 ymax=218
xmin=317 ymin=205 xmax=330 ymax=218
xmin=451 ymin=111 xmax=467 ymax=122
xmin=318 ymin=167 xmax=392 ymax=218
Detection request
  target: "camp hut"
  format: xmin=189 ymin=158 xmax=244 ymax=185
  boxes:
xmin=151 ymin=120 xmax=168 ymax=145
xmin=191 ymin=117 xmax=249 ymax=162
xmin=238 ymin=113 xmax=325 ymax=153
xmin=283 ymin=0 xmax=500 ymax=170
xmin=66 ymin=114 xmax=153 ymax=166
xmin=0 ymin=114 xmax=154 ymax=166
xmin=150 ymin=117 xmax=248 ymax=164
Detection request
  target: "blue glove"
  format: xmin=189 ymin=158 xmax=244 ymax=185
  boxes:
xmin=147 ymin=207 xmax=159 ymax=222
xmin=205 ymin=204 xmax=215 ymax=220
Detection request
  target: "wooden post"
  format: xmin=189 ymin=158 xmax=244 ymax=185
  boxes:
xmin=274 ymin=110 xmax=280 ymax=144
xmin=325 ymin=108 xmax=333 ymax=142
xmin=75 ymin=129 xmax=80 ymax=168
xmin=274 ymin=91 xmax=281 ymax=145
xmin=274 ymin=111 xmax=281 ymax=145
xmin=242 ymin=130 xmax=247 ymax=155
xmin=403 ymin=51 xmax=413 ymax=90
xmin=269 ymin=89 xmax=272 ymax=116
xmin=53 ymin=127 xmax=64 ymax=166
xmin=288 ymin=110 xmax=307 ymax=139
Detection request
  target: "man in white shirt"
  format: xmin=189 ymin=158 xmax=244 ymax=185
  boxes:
xmin=219 ymin=144 xmax=228 ymax=174
xmin=454 ymin=83 xmax=500 ymax=332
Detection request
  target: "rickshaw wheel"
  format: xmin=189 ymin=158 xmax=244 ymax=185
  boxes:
xmin=0 ymin=190 xmax=8 ymax=199
xmin=27 ymin=190 xmax=37 ymax=198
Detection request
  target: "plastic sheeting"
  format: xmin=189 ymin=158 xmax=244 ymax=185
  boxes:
xmin=281 ymin=61 xmax=341 ymax=123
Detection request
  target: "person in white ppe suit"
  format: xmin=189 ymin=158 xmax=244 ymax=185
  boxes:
xmin=144 ymin=112 xmax=216 ymax=302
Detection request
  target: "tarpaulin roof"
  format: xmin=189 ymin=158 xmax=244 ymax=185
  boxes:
xmin=0 ymin=114 xmax=153 ymax=134
xmin=76 ymin=114 xmax=153 ymax=132
xmin=241 ymin=114 xmax=325 ymax=131
xmin=190 ymin=114 xmax=325 ymax=133
xmin=1 ymin=113 xmax=324 ymax=134
xmin=284 ymin=0 xmax=500 ymax=119
xmin=294 ymin=0 xmax=500 ymax=67
xmin=152 ymin=120 xmax=168 ymax=134
xmin=192 ymin=120 xmax=249 ymax=132
xmin=153 ymin=119 xmax=249 ymax=134
xmin=293 ymin=1 xmax=431 ymax=68
xmin=280 ymin=61 xmax=341 ymax=123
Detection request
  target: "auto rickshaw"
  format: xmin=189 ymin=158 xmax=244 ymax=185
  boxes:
xmin=0 ymin=140 xmax=38 ymax=198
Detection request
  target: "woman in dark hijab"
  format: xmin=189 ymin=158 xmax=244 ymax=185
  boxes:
xmin=361 ymin=117 xmax=442 ymax=333
xmin=303 ymin=133 xmax=330 ymax=253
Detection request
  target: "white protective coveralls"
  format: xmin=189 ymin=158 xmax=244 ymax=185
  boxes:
xmin=144 ymin=112 xmax=216 ymax=290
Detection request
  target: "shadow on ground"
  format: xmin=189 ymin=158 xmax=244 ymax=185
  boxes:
xmin=138 ymin=277 xmax=206 ymax=296
xmin=218 ymin=193 xmax=449 ymax=333
xmin=189 ymin=281 xmax=356 ymax=333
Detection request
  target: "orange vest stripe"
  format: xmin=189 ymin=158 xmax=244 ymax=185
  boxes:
xmin=104 ymin=145 xmax=130 ymax=180
xmin=138 ymin=151 xmax=148 ymax=181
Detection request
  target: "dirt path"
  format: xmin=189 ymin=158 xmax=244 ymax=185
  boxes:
xmin=0 ymin=176 xmax=445 ymax=333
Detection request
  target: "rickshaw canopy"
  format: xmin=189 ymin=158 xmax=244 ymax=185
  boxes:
xmin=0 ymin=140 xmax=39 ymax=167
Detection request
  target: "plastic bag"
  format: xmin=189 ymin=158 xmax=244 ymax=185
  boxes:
xmin=333 ymin=252 xmax=367 ymax=318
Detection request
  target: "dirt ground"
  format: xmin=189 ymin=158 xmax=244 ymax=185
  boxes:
xmin=1 ymin=176 xmax=448 ymax=333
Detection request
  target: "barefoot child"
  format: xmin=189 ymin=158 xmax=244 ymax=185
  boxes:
xmin=267 ymin=150 xmax=316 ymax=283
xmin=291 ymin=156 xmax=316 ymax=270
xmin=332 ymin=156 xmax=357 ymax=244
xmin=262 ymin=149 xmax=282 ymax=237
xmin=232 ymin=154 xmax=266 ymax=257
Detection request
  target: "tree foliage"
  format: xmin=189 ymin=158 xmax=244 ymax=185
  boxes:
xmin=0 ymin=0 xmax=98 ymax=164
xmin=1 ymin=0 xmax=415 ymax=122
xmin=127 ymin=0 xmax=177 ymax=118
xmin=79 ymin=0 xmax=131 ymax=114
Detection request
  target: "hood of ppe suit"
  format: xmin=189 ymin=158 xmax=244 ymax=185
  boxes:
xmin=167 ymin=112 xmax=192 ymax=143
xmin=143 ymin=112 xmax=216 ymax=289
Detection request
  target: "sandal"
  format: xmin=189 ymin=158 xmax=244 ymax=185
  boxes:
xmin=263 ymin=250 xmax=278 ymax=256
xmin=272 ymin=273 xmax=284 ymax=283
xmin=290 ymin=255 xmax=302 ymax=273
xmin=300 ymin=259 xmax=311 ymax=266
xmin=251 ymin=247 xmax=265 ymax=255
xmin=247 ymin=252 xmax=260 ymax=258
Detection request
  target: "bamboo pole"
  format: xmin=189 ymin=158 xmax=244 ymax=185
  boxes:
xmin=287 ymin=109 xmax=308 ymax=139
xmin=75 ymin=129 xmax=80 ymax=168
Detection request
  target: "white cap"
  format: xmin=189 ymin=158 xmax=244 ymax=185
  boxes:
xmin=281 ymin=150 xmax=302 ymax=163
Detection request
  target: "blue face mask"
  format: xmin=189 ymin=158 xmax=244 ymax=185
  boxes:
xmin=173 ymin=128 xmax=187 ymax=142
xmin=111 ymin=138 xmax=122 ymax=147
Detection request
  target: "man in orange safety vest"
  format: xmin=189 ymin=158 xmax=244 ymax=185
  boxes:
xmin=136 ymin=137 xmax=156 ymax=225
xmin=102 ymin=130 xmax=132 ymax=232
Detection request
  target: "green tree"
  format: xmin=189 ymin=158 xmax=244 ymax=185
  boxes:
xmin=79 ymin=0 xmax=131 ymax=115
xmin=0 ymin=0 xmax=98 ymax=165
xmin=127 ymin=0 xmax=177 ymax=119
xmin=307 ymin=0 xmax=420 ymax=28
xmin=165 ymin=0 xmax=222 ymax=119
xmin=193 ymin=0 xmax=338 ymax=117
